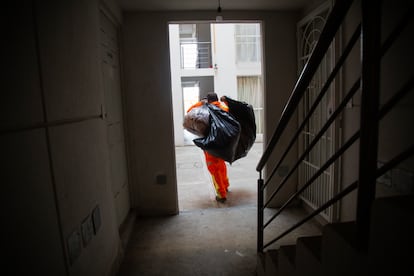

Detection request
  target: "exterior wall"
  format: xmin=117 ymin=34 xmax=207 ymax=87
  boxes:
xmin=213 ymin=24 xmax=238 ymax=99
xmin=170 ymin=23 xmax=262 ymax=146
xmin=169 ymin=24 xmax=185 ymax=146
xmin=3 ymin=0 xmax=123 ymax=275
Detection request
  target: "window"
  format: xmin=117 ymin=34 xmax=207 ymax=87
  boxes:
xmin=235 ymin=24 xmax=261 ymax=63
xmin=237 ymin=76 xmax=263 ymax=134
xmin=182 ymin=81 xmax=200 ymax=114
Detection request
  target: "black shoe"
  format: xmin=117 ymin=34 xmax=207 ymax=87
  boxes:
xmin=215 ymin=196 xmax=227 ymax=203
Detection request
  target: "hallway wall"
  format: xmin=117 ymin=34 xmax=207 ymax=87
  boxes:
xmin=337 ymin=0 xmax=414 ymax=221
xmin=3 ymin=0 xmax=124 ymax=275
xmin=121 ymin=10 xmax=300 ymax=212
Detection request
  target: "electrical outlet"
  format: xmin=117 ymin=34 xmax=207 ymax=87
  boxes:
xmin=81 ymin=215 xmax=94 ymax=247
xmin=67 ymin=228 xmax=82 ymax=265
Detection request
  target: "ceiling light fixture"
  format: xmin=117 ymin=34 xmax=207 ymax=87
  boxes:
xmin=216 ymin=0 xmax=223 ymax=22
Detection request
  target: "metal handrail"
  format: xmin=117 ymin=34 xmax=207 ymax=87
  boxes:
xmin=264 ymin=131 xmax=360 ymax=229
xmin=256 ymin=0 xmax=354 ymax=172
xmin=261 ymin=24 xmax=361 ymax=191
xmin=180 ymin=41 xmax=212 ymax=69
xmin=263 ymin=142 xmax=414 ymax=250
xmin=256 ymin=0 xmax=354 ymax=253
xmin=262 ymin=73 xmax=414 ymax=230
xmin=263 ymin=180 xmax=358 ymax=249
xmin=263 ymin=78 xmax=360 ymax=209
xmin=257 ymin=0 xmax=414 ymax=254
xmin=259 ymin=73 xmax=414 ymax=250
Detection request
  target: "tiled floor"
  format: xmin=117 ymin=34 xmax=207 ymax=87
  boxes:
xmin=117 ymin=142 xmax=322 ymax=276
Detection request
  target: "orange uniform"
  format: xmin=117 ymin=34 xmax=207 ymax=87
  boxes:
xmin=187 ymin=100 xmax=230 ymax=201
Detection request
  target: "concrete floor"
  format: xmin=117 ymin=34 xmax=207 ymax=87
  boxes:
xmin=176 ymin=139 xmax=263 ymax=211
xmin=117 ymin=141 xmax=322 ymax=276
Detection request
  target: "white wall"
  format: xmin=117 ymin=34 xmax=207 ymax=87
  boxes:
xmin=169 ymin=25 xmax=185 ymax=146
xmin=3 ymin=1 xmax=124 ymax=275
xmin=122 ymin=12 xmax=179 ymax=215
xmin=212 ymin=23 xmax=238 ymax=99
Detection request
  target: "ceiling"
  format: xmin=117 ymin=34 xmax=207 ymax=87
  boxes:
xmin=117 ymin=0 xmax=309 ymax=11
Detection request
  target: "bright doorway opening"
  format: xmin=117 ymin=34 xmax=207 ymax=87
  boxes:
xmin=168 ymin=21 xmax=264 ymax=211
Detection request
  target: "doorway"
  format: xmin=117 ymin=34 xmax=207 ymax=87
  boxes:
xmin=169 ymin=21 xmax=264 ymax=211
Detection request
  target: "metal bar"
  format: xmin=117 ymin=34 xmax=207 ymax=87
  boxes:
xmin=261 ymin=24 xmax=362 ymax=191
xmin=356 ymin=0 xmax=382 ymax=249
xmin=264 ymin=131 xmax=360 ymax=229
xmin=259 ymin=0 xmax=412 ymax=253
xmin=257 ymin=0 xmax=354 ymax=172
xmin=263 ymin=143 xmax=414 ymax=250
xmin=263 ymin=0 xmax=414 ymax=252
xmin=257 ymin=176 xmax=264 ymax=253
xmin=377 ymin=144 xmax=414 ymax=179
xmin=264 ymin=180 xmax=358 ymax=250
xmin=263 ymin=78 xmax=360 ymax=208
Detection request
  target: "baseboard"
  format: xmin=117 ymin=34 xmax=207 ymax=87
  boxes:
xmin=109 ymin=209 xmax=137 ymax=276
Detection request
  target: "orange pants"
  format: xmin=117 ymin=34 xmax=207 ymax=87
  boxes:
xmin=204 ymin=151 xmax=229 ymax=199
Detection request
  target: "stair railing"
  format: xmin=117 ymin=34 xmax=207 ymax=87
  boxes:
xmin=257 ymin=0 xmax=414 ymax=253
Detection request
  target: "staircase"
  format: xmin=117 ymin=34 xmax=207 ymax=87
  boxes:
xmin=257 ymin=195 xmax=414 ymax=275
xmin=255 ymin=0 xmax=414 ymax=275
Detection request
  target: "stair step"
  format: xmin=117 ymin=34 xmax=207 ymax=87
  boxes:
xmin=367 ymin=195 xmax=414 ymax=274
xmin=295 ymin=236 xmax=322 ymax=275
xmin=321 ymin=222 xmax=367 ymax=275
xmin=278 ymin=245 xmax=295 ymax=276
xmin=265 ymin=250 xmax=278 ymax=276
xmin=257 ymin=195 xmax=414 ymax=276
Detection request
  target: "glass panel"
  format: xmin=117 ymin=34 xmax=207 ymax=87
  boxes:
xmin=182 ymin=83 xmax=200 ymax=113
xmin=297 ymin=5 xmax=336 ymax=222
xmin=237 ymin=76 xmax=264 ymax=134
xmin=235 ymin=24 xmax=261 ymax=63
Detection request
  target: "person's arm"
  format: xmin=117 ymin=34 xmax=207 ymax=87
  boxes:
xmin=219 ymin=96 xmax=229 ymax=112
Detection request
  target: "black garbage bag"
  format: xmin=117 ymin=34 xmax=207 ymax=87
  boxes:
xmin=225 ymin=97 xmax=256 ymax=161
xmin=193 ymin=103 xmax=241 ymax=163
